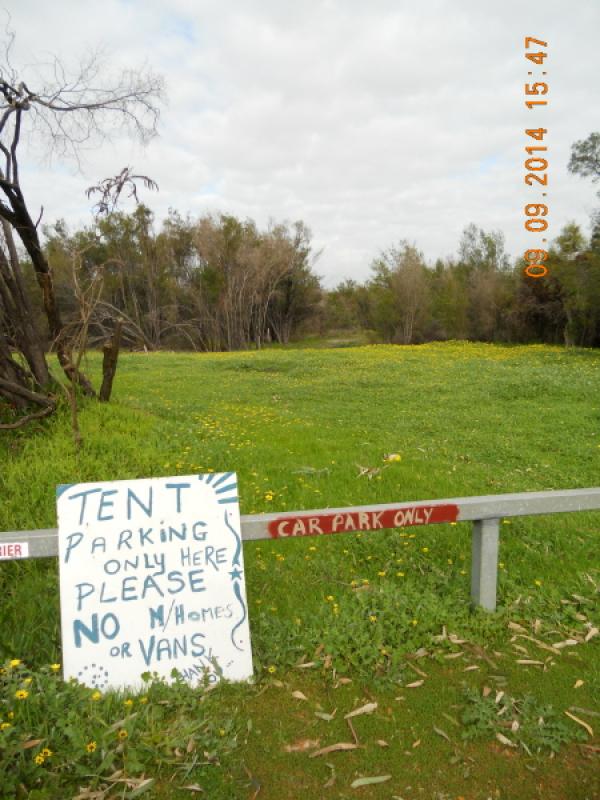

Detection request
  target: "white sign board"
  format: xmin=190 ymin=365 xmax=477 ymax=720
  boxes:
xmin=57 ymin=473 xmax=252 ymax=690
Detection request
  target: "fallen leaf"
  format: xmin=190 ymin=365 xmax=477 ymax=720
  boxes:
xmin=584 ymin=627 xmax=599 ymax=642
xmin=310 ymin=742 xmax=358 ymax=758
xmin=516 ymin=635 xmax=556 ymax=654
xmin=406 ymin=661 xmax=428 ymax=678
xmin=412 ymin=739 xmax=421 ymax=748
xmin=350 ymin=775 xmax=391 ymax=788
xmin=182 ymin=786 xmax=204 ymax=794
xmin=315 ymin=711 xmax=336 ymax=721
xmin=574 ymin=680 xmax=585 ymax=689
xmin=495 ymin=691 xmax=505 ymax=704
xmin=345 ymin=702 xmax=377 ymax=719
xmin=337 ymin=677 xmax=353 ymax=685
xmin=564 ymin=710 xmax=594 ymax=737
xmin=284 ymin=738 xmax=321 ymax=753
xmin=292 ymin=690 xmax=308 ymax=701
xmin=463 ymin=665 xmax=479 ymax=672
xmin=377 ymin=739 xmax=389 ymax=747
xmin=405 ymin=680 xmax=424 ymax=688
xmin=323 ymin=762 xmax=336 ymax=788
xmin=516 ymin=659 xmax=544 ymax=666
xmin=496 ymin=733 xmax=516 ymax=748
xmin=444 ymin=652 xmax=463 ymax=660
xmin=433 ymin=726 xmax=451 ymax=742
xmin=296 ymin=661 xmax=316 ymax=669
xmin=21 ymin=739 xmax=44 ymax=750
xmin=482 ymin=686 xmax=492 ymax=697
xmin=552 ymin=639 xmax=579 ymax=650
xmin=508 ymin=622 xmax=527 ymax=633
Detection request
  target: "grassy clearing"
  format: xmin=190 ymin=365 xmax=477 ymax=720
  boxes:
xmin=1 ymin=342 xmax=599 ymax=798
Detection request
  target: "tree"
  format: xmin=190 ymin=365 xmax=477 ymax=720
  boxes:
xmin=568 ymin=132 xmax=600 ymax=188
xmin=0 ymin=30 xmax=163 ymax=424
xmin=369 ymin=242 xmax=430 ymax=344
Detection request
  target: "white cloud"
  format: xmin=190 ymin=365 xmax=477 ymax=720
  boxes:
xmin=8 ymin=0 xmax=600 ymax=285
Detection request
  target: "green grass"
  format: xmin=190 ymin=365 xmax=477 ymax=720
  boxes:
xmin=1 ymin=342 xmax=599 ymax=798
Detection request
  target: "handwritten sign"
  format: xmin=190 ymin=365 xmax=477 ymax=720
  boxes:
xmin=57 ymin=473 xmax=252 ymax=691
xmin=269 ymin=504 xmax=459 ymax=538
xmin=0 ymin=541 xmax=29 ymax=560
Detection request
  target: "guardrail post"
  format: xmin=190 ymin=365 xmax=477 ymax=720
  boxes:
xmin=471 ymin=518 xmax=500 ymax=611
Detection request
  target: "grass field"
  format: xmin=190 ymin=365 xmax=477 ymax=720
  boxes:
xmin=1 ymin=342 xmax=599 ymax=799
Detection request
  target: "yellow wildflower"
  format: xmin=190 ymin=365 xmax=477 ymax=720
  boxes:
xmin=267 ymin=665 xmax=276 ymax=674
xmin=91 ymin=690 xmax=102 ymax=701
xmin=9 ymin=659 xmax=21 ymax=668
xmin=124 ymin=699 xmax=134 ymax=707
xmin=34 ymin=754 xmax=45 ymax=765
xmin=41 ymin=748 xmax=52 ymax=758
xmin=50 ymin=664 xmax=61 ymax=672
xmin=0 ymin=722 xmax=10 ymax=731
xmin=117 ymin=729 xmax=128 ymax=741
xmin=369 ymin=615 xmax=377 ymax=623
xmin=15 ymin=690 xmax=28 ymax=700
xmin=139 ymin=696 xmax=148 ymax=704
xmin=85 ymin=741 xmax=97 ymax=753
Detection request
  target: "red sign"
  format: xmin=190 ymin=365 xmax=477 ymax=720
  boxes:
xmin=0 ymin=541 xmax=28 ymax=560
xmin=268 ymin=504 xmax=459 ymax=539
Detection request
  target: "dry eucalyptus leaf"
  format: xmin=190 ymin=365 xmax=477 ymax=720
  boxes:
xmin=350 ymin=775 xmax=391 ymax=788
xmin=508 ymin=622 xmax=527 ymax=633
xmin=292 ymin=690 xmax=308 ymax=701
xmin=310 ymin=742 xmax=358 ymax=758
xmin=552 ymin=639 xmax=579 ymax=650
xmin=283 ymin=738 xmax=321 ymax=753
xmin=406 ymin=680 xmax=424 ymax=688
xmin=496 ymin=733 xmax=516 ymax=748
xmin=345 ymin=702 xmax=377 ymax=719
xmin=315 ymin=711 xmax=336 ymax=721
xmin=516 ymin=659 xmax=544 ymax=666
xmin=183 ymin=785 xmax=204 ymax=793
xmin=433 ymin=726 xmax=451 ymax=742
xmin=564 ymin=710 xmax=594 ymax=737
xmin=377 ymin=739 xmax=389 ymax=747
xmin=574 ymin=680 xmax=585 ymax=689
xmin=21 ymin=739 xmax=44 ymax=750
xmin=412 ymin=739 xmax=421 ymax=748
xmin=584 ymin=627 xmax=599 ymax=642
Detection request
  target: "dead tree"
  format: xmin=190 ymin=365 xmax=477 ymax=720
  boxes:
xmin=0 ymin=28 xmax=163 ymax=422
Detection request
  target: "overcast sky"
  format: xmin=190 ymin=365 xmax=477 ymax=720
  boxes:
xmin=9 ymin=0 xmax=600 ymax=285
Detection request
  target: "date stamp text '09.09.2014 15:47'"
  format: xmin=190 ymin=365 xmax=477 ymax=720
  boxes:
xmin=523 ymin=36 xmax=550 ymax=279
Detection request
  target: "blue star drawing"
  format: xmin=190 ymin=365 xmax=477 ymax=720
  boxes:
xmin=229 ymin=567 xmax=243 ymax=580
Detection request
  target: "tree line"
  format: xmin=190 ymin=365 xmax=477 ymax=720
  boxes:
xmin=27 ymin=210 xmax=600 ymax=355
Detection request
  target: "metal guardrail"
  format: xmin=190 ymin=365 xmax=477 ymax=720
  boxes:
xmin=2 ymin=487 xmax=600 ymax=611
